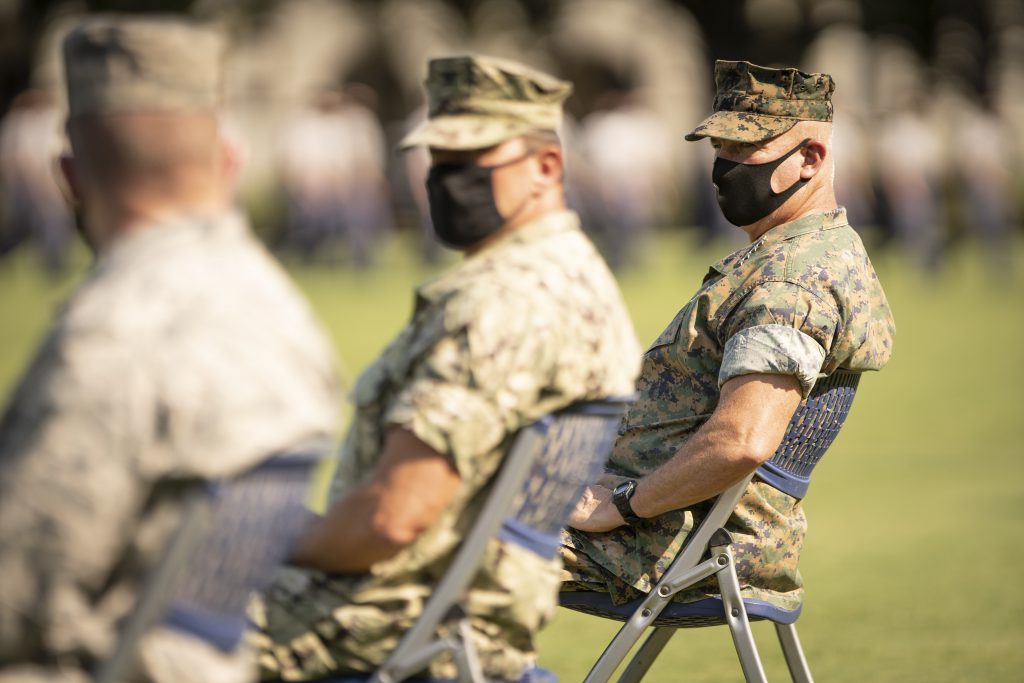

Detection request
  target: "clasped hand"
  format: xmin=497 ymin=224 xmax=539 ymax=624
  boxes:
xmin=567 ymin=484 xmax=626 ymax=533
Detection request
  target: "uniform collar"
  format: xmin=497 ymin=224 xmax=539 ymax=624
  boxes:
xmin=416 ymin=209 xmax=581 ymax=305
xmin=708 ymin=207 xmax=848 ymax=277
xmin=94 ymin=210 xmax=246 ymax=273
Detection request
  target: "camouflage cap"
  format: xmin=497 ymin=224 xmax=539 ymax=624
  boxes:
xmin=400 ymin=55 xmax=572 ymax=151
xmin=63 ymin=15 xmax=224 ymax=119
xmin=685 ymin=60 xmax=835 ymax=143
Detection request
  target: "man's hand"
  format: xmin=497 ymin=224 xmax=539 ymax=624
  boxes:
xmin=567 ymin=484 xmax=626 ymax=533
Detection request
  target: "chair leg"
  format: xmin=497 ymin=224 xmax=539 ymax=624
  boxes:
xmin=714 ymin=544 xmax=768 ymax=683
xmin=775 ymin=623 xmax=814 ymax=683
xmin=615 ymin=627 xmax=676 ymax=683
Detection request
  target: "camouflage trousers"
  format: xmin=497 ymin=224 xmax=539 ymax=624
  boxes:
xmin=249 ymin=545 xmax=559 ymax=682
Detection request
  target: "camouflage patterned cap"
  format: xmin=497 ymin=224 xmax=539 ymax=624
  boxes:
xmin=400 ymin=55 xmax=572 ymax=151
xmin=685 ymin=60 xmax=835 ymax=143
xmin=63 ymin=15 xmax=224 ymax=119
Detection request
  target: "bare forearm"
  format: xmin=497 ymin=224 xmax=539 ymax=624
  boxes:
xmin=290 ymin=485 xmax=405 ymax=573
xmin=631 ymin=374 xmax=802 ymax=520
xmin=629 ymin=423 xmax=760 ymax=519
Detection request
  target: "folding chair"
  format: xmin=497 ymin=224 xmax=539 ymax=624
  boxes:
xmin=362 ymin=396 xmax=635 ymax=683
xmin=93 ymin=451 xmax=323 ymax=683
xmin=560 ymin=370 xmax=861 ymax=683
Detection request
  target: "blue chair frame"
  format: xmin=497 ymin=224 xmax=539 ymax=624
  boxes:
xmin=560 ymin=371 xmax=861 ymax=683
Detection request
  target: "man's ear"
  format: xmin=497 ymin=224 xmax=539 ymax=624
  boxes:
xmin=533 ymin=145 xmax=563 ymax=192
xmin=799 ymin=140 xmax=827 ymax=180
xmin=55 ymin=154 xmax=81 ymax=206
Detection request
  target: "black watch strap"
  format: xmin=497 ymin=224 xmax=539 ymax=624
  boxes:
xmin=612 ymin=480 xmax=644 ymax=525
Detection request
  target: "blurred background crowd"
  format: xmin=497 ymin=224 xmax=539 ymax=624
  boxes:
xmin=0 ymin=0 xmax=1022 ymax=275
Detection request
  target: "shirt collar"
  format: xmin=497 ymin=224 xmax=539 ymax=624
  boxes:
xmin=707 ymin=207 xmax=848 ymax=277
xmin=95 ymin=210 xmax=246 ymax=274
xmin=415 ymin=209 xmax=582 ymax=305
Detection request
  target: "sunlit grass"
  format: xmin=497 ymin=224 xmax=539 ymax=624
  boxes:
xmin=1 ymin=228 xmax=1022 ymax=682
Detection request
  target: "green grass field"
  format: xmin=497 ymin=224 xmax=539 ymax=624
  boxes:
xmin=2 ymin=229 xmax=1023 ymax=682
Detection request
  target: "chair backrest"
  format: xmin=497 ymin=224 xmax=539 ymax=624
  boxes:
xmin=94 ymin=452 xmax=321 ymax=683
xmin=754 ymin=369 xmax=860 ymax=498
xmin=373 ymin=396 xmax=634 ymax=683
xmin=499 ymin=399 xmax=634 ymax=558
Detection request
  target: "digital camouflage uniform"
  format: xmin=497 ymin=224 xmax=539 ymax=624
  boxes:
xmin=254 ymin=56 xmax=642 ymax=682
xmin=0 ymin=18 xmax=341 ymax=683
xmin=562 ymin=61 xmax=896 ymax=612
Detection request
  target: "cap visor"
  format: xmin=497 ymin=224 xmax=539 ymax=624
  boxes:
xmin=399 ymin=115 xmax=536 ymax=151
xmin=684 ymin=111 xmax=799 ymax=143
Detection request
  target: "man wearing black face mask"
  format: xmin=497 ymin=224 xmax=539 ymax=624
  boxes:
xmin=254 ymin=55 xmax=641 ymax=682
xmin=563 ymin=61 xmax=896 ymax=620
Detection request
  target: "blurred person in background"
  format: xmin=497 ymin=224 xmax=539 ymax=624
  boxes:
xmin=580 ymin=86 xmax=674 ymax=270
xmin=0 ymin=87 xmax=73 ymax=273
xmin=564 ymin=61 xmax=895 ymax=621
xmin=251 ymin=55 xmax=641 ymax=682
xmin=954 ymin=96 xmax=1017 ymax=275
xmin=0 ymin=15 xmax=340 ymax=682
xmin=278 ymin=84 xmax=391 ymax=267
xmin=874 ymin=97 xmax=944 ymax=271
xmin=399 ymin=101 xmax=444 ymax=264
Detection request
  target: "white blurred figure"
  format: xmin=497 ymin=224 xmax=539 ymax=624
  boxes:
xmin=875 ymin=102 xmax=944 ymax=271
xmin=581 ymin=90 xmax=673 ymax=270
xmin=956 ymin=98 xmax=1017 ymax=275
xmin=278 ymin=85 xmax=390 ymax=267
xmin=831 ymin=114 xmax=876 ymax=230
xmin=803 ymin=1 xmax=877 ymax=231
xmin=0 ymin=89 xmax=73 ymax=273
xmin=398 ymin=104 xmax=444 ymax=264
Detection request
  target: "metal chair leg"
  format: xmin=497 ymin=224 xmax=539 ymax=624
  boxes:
xmin=713 ymin=537 xmax=768 ymax=683
xmin=615 ymin=627 xmax=676 ymax=683
xmin=775 ymin=623 xmax=814 ymax=683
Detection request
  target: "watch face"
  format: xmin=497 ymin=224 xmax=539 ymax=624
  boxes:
xmin=614 ymin=480 xmax=635 ymax=498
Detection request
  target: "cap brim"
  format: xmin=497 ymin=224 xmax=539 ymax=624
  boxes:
xmin=684 ymin=111 xmax=800 ymax=143
xmin=399 ymin=115 xmax=536 ymax=151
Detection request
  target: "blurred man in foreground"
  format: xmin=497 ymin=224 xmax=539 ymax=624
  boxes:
xmin=253 ymin=55 xmax=641 ymax=682
xmin=0 ymin=15 xmax=340 ymax=682
xmin=564 ymin=61 xmax=896 ymax=613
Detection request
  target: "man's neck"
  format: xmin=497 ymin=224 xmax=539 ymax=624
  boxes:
xmin=464 ymin=193 xmax=566 ymax=257
xmin=89 ymin=193 xmax=227 ymax=254
xmin=742 ymin=184 xmax=837 ymax=242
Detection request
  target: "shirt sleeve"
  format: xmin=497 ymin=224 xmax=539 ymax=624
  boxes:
xmin=718 ymin=281 xmax=839 ymax=396
xmin=383 ymin=296 xmax=558 ymax=489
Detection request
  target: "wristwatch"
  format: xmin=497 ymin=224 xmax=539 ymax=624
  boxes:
xmin=612 ymin=479 xmax=644 ymax=526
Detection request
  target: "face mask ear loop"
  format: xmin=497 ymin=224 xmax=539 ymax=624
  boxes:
xmin=487 ymin=151 xmax=542 ymax=225
xmin=770 ymin=138 xmax=812 ymax=197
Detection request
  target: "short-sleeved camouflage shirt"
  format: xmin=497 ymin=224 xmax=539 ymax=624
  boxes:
xmin=0 ymin=212 xmax=341 ymax=681
xmin=255 ymin=210 xmax=641 ymax=681
xmin=562 ymin=208 xmax=895 ymax=611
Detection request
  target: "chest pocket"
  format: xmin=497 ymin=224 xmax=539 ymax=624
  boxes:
xmin=623 ymin=293 xmax=720 ymax=433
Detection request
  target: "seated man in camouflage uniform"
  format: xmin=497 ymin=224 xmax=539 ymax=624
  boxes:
xmin=0 ymin=16 xmax=340 ymax=683
xmin=563 ymin=61 xmax=896 ymax=615
xmin=253 ymin=56 xmax=641 ymax=682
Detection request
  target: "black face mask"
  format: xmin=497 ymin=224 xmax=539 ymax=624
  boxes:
xmin=426 ymin=153 xmax=531 ymax=249
xmin=711 ymin=138 xmax=811 ymax=227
